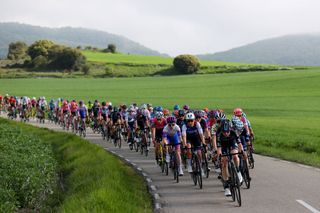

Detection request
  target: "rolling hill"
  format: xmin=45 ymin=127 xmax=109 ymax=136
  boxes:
xmin=0 ymin=22 xmax=165 ymax=58
xmin=198 ymin=34 xmax=320 ymax=66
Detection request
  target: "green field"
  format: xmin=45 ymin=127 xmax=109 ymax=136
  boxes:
xmin=83 ymin=50 xmax=251 ymax=66
xmin=1 ymin=69 xmax=320 ymax=167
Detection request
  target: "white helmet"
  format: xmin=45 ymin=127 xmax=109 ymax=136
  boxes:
xmin=185 ymin=112 xmax=195 ymax=120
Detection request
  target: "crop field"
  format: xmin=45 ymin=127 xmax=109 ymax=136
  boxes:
xmin=83 ymin=50 xmax=276 ymax=66
xmin=1 ymin=69 xmax=320 ymax=166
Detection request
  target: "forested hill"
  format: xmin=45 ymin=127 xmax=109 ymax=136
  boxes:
xmin=0 ymin=22 xmax=165 ymax=58
xmin=198 ymin=34 xmax=320 ymax=66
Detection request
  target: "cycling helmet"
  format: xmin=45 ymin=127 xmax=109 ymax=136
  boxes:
xmin=221 ymin=119 xmax=231 ymax=133
xmin=63 ymin=101 xmax=68 ymax=106
xmin=178 ymin=109 xmax=185 ymax=117
xmin=232 ymin=116 xmax=244 ymax=132
xmin=173 ymin=110 xmax=179 ymax=117
xmin=167 ymin=116 xmax=176 ymax=124
xmin=203 ymin=107 xmax=209 ymax=113
xmin=185 ymin=112 xmax=195 ymax=120
xmin=113 ymin=106 xmax=118 ymax=112
xmin=79 ymin=100 xmax=83 ymax=105
xmin=141 ymin=104 xmax=147 ymax=109
xmin=122 ymin=104 xmax=127 ymax=110
xmin=163 ymin=109 xmax=170 ymax=116
xmin=102 ymin=102 xmax=106 ymax=106
xmin=108 ymin=105 xmax=113 ymax=110
xmin=214 ymin=111 xmax=226 ymax=120
xmin=194 ymin=110 xmax=201 ymax=119
xmin=234 ymin=108 xmax=243 ymax=117
xmin=173 ymin=104 xmax=180 ymax=110
xmin=32 ymin=97 xmax=36 ymax=100
xmin=183 ymin=105 xmax=190 ymax=111
xmin=158 ymin=106 xmax=163 ymax=112
xmin=147 ymin=103 xmax=152 ymax=108
xmin=108 ymin=102 xmax=112 ymax=106
xmin=137 ymin=109 xmax=142 ymax=115
xmin=155 ymin=111 xmax=163 ymax=119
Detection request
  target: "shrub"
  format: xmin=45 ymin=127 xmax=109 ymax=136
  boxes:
xmin=82 ymin=64 xmax=90 ymax=75
xmin=173 ymin=54 xmax=200 ymax=74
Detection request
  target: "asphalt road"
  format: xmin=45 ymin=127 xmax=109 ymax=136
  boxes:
xmin=4 ymin=117 xmax=320 ymax=213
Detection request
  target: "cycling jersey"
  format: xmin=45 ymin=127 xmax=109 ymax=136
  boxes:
xmin=152 ymin=117 xmax=166 ymax=140
xmin=216 ymin=129 xmax=239 ymax=155
xmin=198 ymin=118 xmax=207 ymax=132
xmin=163 ymin=124 xmax=181 ymax=146
xmin=182 ymin=122 xmax=203 ymax=149
xmin=78 ymin=106 xmax=87 ymax=119
xmin=126 ymin=113 xmax=136 ymax=129
xmin=176 ymin=118 xmax=185 ymax=129
xmin=111 ymin=111 xmax=122 ymax=123
xmin=136 ymin=114 xmax=147 ymax=130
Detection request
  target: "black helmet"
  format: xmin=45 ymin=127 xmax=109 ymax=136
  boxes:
xmin=221 ymin=119 xmax=231 ymax=133
xmin=102 ymin=102 xmax=106 ymax=106
xmin=178 ymin=109 xmax=185 ymax=116
xmin=113 ymin=106 xmax=118 ymax=112
xmin=108 ymin=105 xmax=113 ymax=110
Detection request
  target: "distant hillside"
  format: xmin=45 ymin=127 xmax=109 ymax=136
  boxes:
xmin=198 ymin=34 xmax=320 ymax=66
xmin=0 ymin=22 xmax=165 ymax=58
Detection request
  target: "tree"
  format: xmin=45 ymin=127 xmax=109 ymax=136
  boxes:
xmin=50 ymin=47 xmax=86 ymax=70
xmin=173 ymin=54 xmax=200 ymax=74
xmin=107 ymin=44 xmax=116 ymax=53
xmin=27 ymin=40 xmax=54 ymax=60
xmin=7 ymin=41 xmax=28 ymax=60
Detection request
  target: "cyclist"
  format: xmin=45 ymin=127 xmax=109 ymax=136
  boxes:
xmin=216 ymin=119 xmax=243 ymax=197
xmin=110 ymin=106 xmax=122 ymax=139
xmin=60 ymin=101 xmax=70 ymax=129
xmin=151 ymin=111 xmax=166 ymax=163
xmin=126 ymin=106 xmax=136 ymax=146
xmin=0 ymin=94 xmax=3 ymax=113
xmin=182 ymin=112 xmax=205 ymax=174
xmin=135 ymin=108 xmax=150 ymax=149
xmin=163 ymin=116 xmax=184 ymax=176
xmin=77 ymin=101 xmax=87 ymax=131
xmin=176 ymin=110 xmax=185 ymax=129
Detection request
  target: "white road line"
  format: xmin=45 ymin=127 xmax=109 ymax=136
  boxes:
xmin=296 ymin=200 xmax=320 ymax=213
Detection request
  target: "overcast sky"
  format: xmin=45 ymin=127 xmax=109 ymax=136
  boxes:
xmin=1 ymin=0 xmax=320 ymax=55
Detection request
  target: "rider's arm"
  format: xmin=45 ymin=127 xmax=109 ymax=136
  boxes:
xmin=181 ymin=125 xmax=187 ymax=147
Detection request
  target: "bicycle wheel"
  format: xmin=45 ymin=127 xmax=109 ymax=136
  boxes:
xmin=196 ymin=156 xmax=202 ymax=189
xmin=202 ymin=155 xmax=209 ymax=178
xmin=191 ymin=157 xmax=197 ymax=185
xmin=242 ymin=157 xmax=251 ymax=189
xmin=174 ymin=154 xmax=179 ymax=183
xmin=231 ymin=162 xmax=242 ymax=206
xmin=117 ymin=129 xmax=122 ymax=149
xmin=164 ymin=161 xmax=169 ymax=176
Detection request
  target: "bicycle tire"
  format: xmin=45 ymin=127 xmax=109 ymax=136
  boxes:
xmin=196 ymin=156 xmax=202 ymax=189
xmin=248 ymin=150 xmax=255 ymax=169
xmin=242 ymin=157 xmax=251 ymax=189
xmin=231 ymin=162 xmax=242 ymax=206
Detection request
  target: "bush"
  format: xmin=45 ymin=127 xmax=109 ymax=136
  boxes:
xmin=82 ymin=64 xmax=90 ymax=75
xmin=173 ymin=54 xmax=200 ymax=74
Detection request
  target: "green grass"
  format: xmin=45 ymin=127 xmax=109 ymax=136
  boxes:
xmin=0 ymin=118 xmax=152 ymax=213
xmin=0 ymin=69 xmax=320 ymax=167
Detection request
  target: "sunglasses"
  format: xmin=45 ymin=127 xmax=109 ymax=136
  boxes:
xmin=187 ymin=120 xmax=194 ymax=123
xmin=169 ymin=123 xmax=175 ymax=127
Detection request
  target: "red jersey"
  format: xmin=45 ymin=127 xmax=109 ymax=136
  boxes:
xmin=152 ymin=117 xmax=166 ymax=129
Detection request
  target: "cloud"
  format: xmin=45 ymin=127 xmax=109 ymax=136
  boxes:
xmin=1 ymin=0 xmax=320 ymax=55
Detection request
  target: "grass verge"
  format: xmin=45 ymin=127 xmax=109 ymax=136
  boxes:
xmin=0 ymin=118 xmax=153 ymax=213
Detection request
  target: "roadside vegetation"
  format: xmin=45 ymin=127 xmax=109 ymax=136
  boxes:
xmin=0 ymin=118 xmax=152 ymax=213
xmin=1 ymin=69 xmax=320 ymax=167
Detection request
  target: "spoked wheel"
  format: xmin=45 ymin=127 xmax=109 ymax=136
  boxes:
xmin=231 ymin=163 xmax=242 ymax=206
xmin=203 ymin=157 xmax=210 ymax=178
xmin=191 ymin=158 xmax=197 ymax=186
xmin=242 ymin=158 xmax=251 ymax=189
xmin=117 ymin=129 xmax=122 ymax=149
xmin=196 ymin=158 xmax=202 ymax=189
xmin=164 ymin=161 xmax=169 ymax=176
